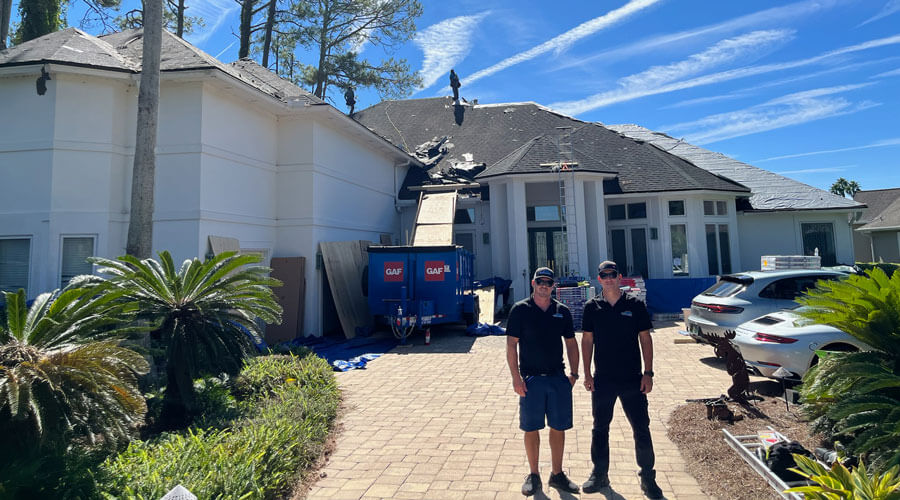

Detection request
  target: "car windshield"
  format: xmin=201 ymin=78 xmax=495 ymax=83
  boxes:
xmin=701 ymin=278 xmax=746 ymax=297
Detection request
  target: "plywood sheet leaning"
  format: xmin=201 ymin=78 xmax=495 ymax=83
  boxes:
xmin=412 ymin=191 xmax=457 ymax=246
xmin=319 ymin=240 xmax=372 ymax=339
xmin=266 ymin=257 xmax=305 ymax=344
xmin=475 ymin=286 xmax=495 ymax=325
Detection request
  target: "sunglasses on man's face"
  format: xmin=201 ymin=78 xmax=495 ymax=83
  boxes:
xmin=598 ymin=271 xmax=618 ymax=279
xmin=535 ymin=278 xmax=554 ymax=287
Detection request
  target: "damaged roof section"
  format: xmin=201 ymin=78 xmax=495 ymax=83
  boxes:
xmin=609 ymin=124 xmax=864 ymax=212
xmin=354 ymin=97 xmax=749 ymax=198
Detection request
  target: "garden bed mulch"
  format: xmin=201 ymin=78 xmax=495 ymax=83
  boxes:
xmin=667 ymin=381 xmax=823 ymax=500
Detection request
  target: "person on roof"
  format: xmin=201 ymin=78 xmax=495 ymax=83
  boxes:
xmin=344 ymin=86 xmax=356 ymax=115
xmin=449 ymin=69 xmax=461 ymax=101
xmin=506 ymin=266 xmax=580 ymax=496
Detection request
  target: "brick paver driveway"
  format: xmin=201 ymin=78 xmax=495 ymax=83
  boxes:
xmin=307 ymin=322 xmax=734 ymax=499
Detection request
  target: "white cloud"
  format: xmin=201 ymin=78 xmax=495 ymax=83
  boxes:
xmin=663 ymin=92 xmax=749 ymax=109
xmin=776 ymin=166 xmax=851 ymax=174
xmin=663 ymin=85 xmax=880 ymax=144
xmin=459 ymin=0 xmax=661 ymax=87
xmin=549 ymin=33 xmax=900 ymax=116
xmin=552 ymin=0 xmax=839 ymax=72
xmin=858 ymin=0 xmax=900 ymax=26
xmin=414 ymin=12 xmax=490 ymax=90
xmin=756 ymin=138 xmax=900 ymax=162
xmin=549 ymin=29 xmax=793 ymax=115
xmin=873 ymin=67 xmax=900 ymax=78
xmin=184 ymin=0 xmax=240 ymax=48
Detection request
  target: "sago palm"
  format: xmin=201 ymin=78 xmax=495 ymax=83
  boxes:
xmin=796 ymin=268 xmax=900 ymax=470
xmin=89 ymin=251 xmax=282 ymax=428
xmin=0 ymin=286 xmax=149 ymax=457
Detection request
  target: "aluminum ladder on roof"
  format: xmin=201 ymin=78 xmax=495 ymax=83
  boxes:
xmin=556 ymin=127 xmax=579 ymax=277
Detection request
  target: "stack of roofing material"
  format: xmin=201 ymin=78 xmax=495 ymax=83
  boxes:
xmin=411 ymin=191 xmax=457 ymax=246
xmin=619 ymin=276 xmax=647 ymax=304
xmin=557 ymin=285 xmax=593 ymax=331
xmin=761 ymin=255 xmax=821 ymax=270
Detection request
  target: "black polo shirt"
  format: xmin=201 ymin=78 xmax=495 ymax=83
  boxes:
xmin=507 ymin=296 xmax=575 ymax=377
xmin=582 ymin=294 xmax=652 ymax=382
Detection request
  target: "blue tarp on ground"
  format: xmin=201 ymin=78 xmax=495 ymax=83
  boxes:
xmin=466 ymin=322 xmax=506 ymax=336
xmin=278 ymin=335 xmax=399 ymax=371
xmin=644 ymin=277 xmax=716 ymax=314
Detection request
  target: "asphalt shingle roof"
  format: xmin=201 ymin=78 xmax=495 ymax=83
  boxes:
xmin=609 ymin=124 xmax=864 ymax=212
xmin=0 ymin=28 xmax=136 ymax=71
xmin=0 ymin=28 xmax=324 ymax=106
xmin=853 ymin=189 xmax=900 ymax=225
xmin=354 ymin=97 xmax=750 ymax=196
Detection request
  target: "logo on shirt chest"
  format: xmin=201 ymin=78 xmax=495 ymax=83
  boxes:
xmin=621 ymin=310 xmax=633 ymax=317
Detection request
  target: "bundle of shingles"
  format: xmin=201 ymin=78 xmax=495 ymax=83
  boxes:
xmin=620 ymin=276 xmax=647 ymax=303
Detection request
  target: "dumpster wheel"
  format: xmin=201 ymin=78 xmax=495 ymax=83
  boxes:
xmin=391 ymin=323 xmax=415 ymax=341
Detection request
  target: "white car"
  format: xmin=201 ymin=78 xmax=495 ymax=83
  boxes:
xmin=686 ymin=269 xmax=847 ymax=343
xmin=731 ymin=308 xmax=870 ymax=381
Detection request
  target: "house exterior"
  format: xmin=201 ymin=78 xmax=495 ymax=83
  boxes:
xmin=0 ymin=28 xmax=420 ymax=337
xmin=853 ymin=189 xmax=900 ymax=263
xmin=354 ymin=98 xmax=865 ymax=311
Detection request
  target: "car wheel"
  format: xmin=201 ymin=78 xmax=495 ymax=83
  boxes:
xmin=809 ymin=343 xmax=858 ymax=369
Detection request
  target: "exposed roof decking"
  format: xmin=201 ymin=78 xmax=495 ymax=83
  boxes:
xmin=608 ymin=124 xmax=863 ymax=211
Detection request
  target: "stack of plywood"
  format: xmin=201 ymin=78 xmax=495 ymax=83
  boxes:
xmin=411 ymin=191 xmax=457 ymax=246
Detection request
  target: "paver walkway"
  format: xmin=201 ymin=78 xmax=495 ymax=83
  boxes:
xmin=307 ymin=321 xmax=739 ymax=499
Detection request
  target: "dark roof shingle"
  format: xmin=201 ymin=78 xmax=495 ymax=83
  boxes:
xmin=354 ymin=98 xmax=750 ymax=196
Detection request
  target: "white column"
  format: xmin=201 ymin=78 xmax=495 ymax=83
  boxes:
xmin=489 ymin=181 xmax=509 ymax=280
xmin=507 ymin=179 xmax=529 ymax=301
xmin=573 ymin=177 xmax=589 ymax=278
xmin=728 ymin=198 xmax=741 ymax=273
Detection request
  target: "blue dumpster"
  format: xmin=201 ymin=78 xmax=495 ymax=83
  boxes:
xmin=367 ymin=245 xmax=477 ymax=341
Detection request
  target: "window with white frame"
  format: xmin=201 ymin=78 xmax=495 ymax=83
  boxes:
xmin=0 ymin=238 xmax=31 ymax=293
xmin=705 ymin=224 xmax=732 ymax=275
xmin=670 ymin=224 xmax=689 ymax=276
xmin=608 ymin=202 xmax=647 ymax=221
xmin=61 ymin=236 xmax=95 ymax=287
xmin=668 ymin=200 xmax=685 ymax=216
xmin=703 ymin=200 xmax=728 ymax=216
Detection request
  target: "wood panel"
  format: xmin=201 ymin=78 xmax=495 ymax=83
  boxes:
xmin=320 ymin=240 xmax=372 ymax=339
xmin=266 ymin=257 xmax=305 ymax=343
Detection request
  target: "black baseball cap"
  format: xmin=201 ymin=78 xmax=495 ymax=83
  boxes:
xmin=598 ymin=261 xmax=618 ymax=274
xmin=532 ymin=267 xmax=555 ymax=281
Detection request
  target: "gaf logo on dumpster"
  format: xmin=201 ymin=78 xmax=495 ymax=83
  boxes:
xmin=424 ymin=261 xmax=448 ymax=281
xmin=383 ymin=262 xmax=404 ymax=282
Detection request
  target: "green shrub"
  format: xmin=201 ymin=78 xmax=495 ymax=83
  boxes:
xmin=786 ymin=454 xmax=900 ymax=499
xmin=796 ymin=268 xmax=900 ymax=470
xmin=98 ymin=354 xmax=339 ymax=499
xmin=857 ymin=262 xmax=900 ymax=277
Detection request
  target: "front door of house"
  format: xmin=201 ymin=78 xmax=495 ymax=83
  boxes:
xmin=609 ymin=226 xmax=648 ymax=278
xmin=528 ymin=228 xmax=568 ymax=277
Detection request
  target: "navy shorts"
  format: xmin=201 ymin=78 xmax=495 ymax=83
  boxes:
xmin=519 ymin=374 xmax=573 ymax=432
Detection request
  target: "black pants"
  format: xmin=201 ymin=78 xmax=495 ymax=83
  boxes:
xmin=590 ymin=378 xmax=655 ymax=476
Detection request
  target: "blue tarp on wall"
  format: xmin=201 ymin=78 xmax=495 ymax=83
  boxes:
xmin=644 ymin=278 xmax=716 ymax=314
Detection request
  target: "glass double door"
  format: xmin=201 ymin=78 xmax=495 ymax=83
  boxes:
xmin=609 ymin=226 xmax=648 ymax=278
xmin=528 ymin=228 xmax=569 ymax=277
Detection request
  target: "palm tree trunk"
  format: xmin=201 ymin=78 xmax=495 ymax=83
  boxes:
xmin=126 ymin=0 xmax=163 ymax=259
xmin=0 ymin=0 xmax=12 ymax=50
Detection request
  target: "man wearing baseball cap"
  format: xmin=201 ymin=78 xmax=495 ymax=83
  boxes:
xmin=580 ymin=261 xmax=663 ymax=499
xmin=506 ymin=267 xmax=580 ymax=496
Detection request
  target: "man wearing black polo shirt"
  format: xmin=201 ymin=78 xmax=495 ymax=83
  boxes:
xmin=580 ymin=261 xmax=663 ymax=499
xmin=506 ymin=267 xmax=580 ymax=496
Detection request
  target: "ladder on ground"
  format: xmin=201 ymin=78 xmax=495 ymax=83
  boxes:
xmin=556 ymin=127 xmax=579 ymax=276
xmin=722 ymin=427 xmax=807 ymax=500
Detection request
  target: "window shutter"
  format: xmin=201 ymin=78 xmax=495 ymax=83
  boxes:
xmin=61 ymin=237 xmax=95 ymax=287
xmin=0 ymin=239 xmax=31 ymax=293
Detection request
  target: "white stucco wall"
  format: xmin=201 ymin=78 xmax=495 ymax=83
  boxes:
xmin=738 ymin=211 xmax=855 ymax=270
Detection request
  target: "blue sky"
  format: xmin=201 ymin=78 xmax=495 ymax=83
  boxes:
xmin=14 ymin=0 xmax=900 ymax=192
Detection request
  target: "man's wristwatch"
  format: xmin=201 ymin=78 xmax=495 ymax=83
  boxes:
xmin=643 ymin=370 xmax=654 ymax=377
xmin=569 ymin=372 xmax=579 ymax=380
